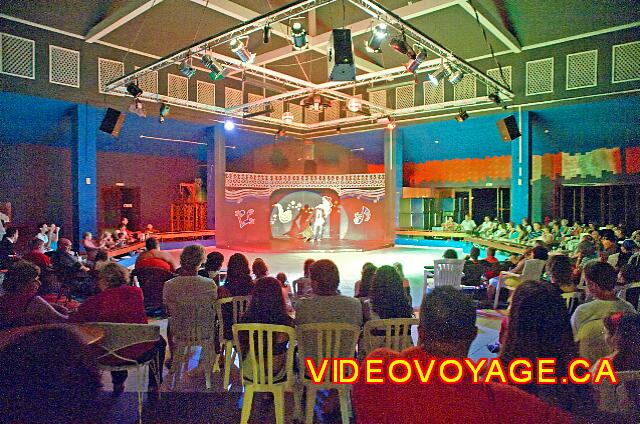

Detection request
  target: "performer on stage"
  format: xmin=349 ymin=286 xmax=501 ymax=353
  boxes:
xmin=288 ymin=204 xmax=313 ymax=238
xmin=311 ymin=205 xmax=326 ymax=242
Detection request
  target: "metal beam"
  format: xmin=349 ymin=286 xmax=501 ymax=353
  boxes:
xmin=457 ymin=0 xmax=521 ymax=53
xmin=85 ymin=0 xmax=164 ymax=43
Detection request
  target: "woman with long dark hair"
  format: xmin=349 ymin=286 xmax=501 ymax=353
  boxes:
xmin=223 ymin=253 xmax=254 ymax=296
xmin=500 ymin=280 xmax=593 ymax=416
xmin=368 ymin=265 xmax=413 ymax=320
xmin=354 ymin=262 xmax=377 ymax=298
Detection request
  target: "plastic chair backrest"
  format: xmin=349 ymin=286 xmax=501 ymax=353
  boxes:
xmin=607 ymin=253 xmax=620 ymax=267
xmin=619 ymin=281 xmax=640 ymax=310
xmin=133 ymin=268 xmax=176 ymax=309
xmin=561 ymin=291 xmax=581 ymax=312
xmin=232 ymin=323 xmax=296 ymax=389
xmin=433 ymin=259 xmax=465 ymax=288
xmin=296 ymin=322 xmax=360 ymax=384
xmin=89 ymin=322 xmax=160 ymax=363
xmin=217 ymin=296 xmax=251 ymax=341
xmin=520 ymin=259 xmax=546 ymax=281
xmin=170 ymin=295 xmax=217 ymax=344
xmin=363 ymin=318 xmax=418 ymax=354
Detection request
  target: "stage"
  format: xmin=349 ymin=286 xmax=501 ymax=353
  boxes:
xmin=215 ymin=237 xmax=394 ymax=253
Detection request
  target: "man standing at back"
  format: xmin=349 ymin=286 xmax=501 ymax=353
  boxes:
xmin=353 ymin=286 xmax=573 ymax=424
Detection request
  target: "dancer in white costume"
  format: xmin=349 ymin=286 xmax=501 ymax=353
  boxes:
xmin=310 ymin=196 xmax=333 ymax=242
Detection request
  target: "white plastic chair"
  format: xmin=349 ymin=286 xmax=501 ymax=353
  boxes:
xmin=168 ymin=295 xmax=218 ymax=389
xmin=617 ymin=281 xmax=640 ymax=310
xmin=561 ymin=291 xmax=581 ymax=312
xmin=91 ymin=322 xmax=162 ymax=421
xmin=607 ymin=253 xmax=620 ymax=267
xmin=296 ymin=323 xmax=360 ymax=424
xmin=216 ymin=296 xmax=251 ymax=390
xmin=362 ymin=318 xmax=418 ymax=357
xmin=493 ymin=259 xmax=546 ymax=309
xmin=433 ymin=259 xmax=465 ymax=289
xmin=232 ymin=323 xmax=296 ymax=424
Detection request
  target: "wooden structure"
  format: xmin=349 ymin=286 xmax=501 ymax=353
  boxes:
xmin=106 ymin=230 xmax=216 ymax=258
xmin=171 ymin=179 xmax=207 ymax=231
xmin=396 ymin=229 xmax=527 ymax=255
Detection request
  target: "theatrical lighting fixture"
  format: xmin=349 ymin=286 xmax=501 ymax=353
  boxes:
xmin=365 ymin=23 xmax=388 ymax=53
xmin=488 ymin=92 xmax=502 ymax=104
xmin=448 ymin=68 xmax=464 ymax=84
xmin=427 ymin=63 xmax=452 ymax=87
xmin=126 ymin=82 xmax=143 ymax=98
xmin=386 ymin=119 xmax=397 ymax=131
xmin=291 ymin=22 xmax=308 ymax=50
xmin=263 ymin=25 xmax=271 ymax=44
xmin=455 ymin=109 xmax=469 ymax=123
xmin=128 ymin=98 xmax=146 ymax=118
xmin=282 ymin=111 xmax=294 ymax=124
xmin=224 ymin=119 xmax=235 ymax=131
xmin=230 ymin=38 xmax=255 ymax=64
xmin=159 ymin=103 xmax=170 ymax=123
xmin=300 ymin=94 xmax=330 ymax=111
xmin=347 ymin=97 xmax=362 ymax=113
xmin=179 ymin=60 xmax=196 ymax=79
xmin=389 ymin=36 xmax=416 ymax=59
xmin=277 ymin=128 xmax=286 ymax=137
xmin=201 ymin=54 xmax=225 ymax=81
xmin=336 ymin=126 xmax=342 ymax=134
xmin=405 ymin=46 xmax=426 ymax=73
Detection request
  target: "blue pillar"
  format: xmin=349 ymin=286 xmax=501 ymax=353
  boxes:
xmin=394 ymin=128 xmax=404 ymax=231
xmin=206 ymin=125 xmax=225 ymax=233
xmin=72 ymin=104 xmax=97 ymax=246
xmin=384 ymin=128 xmax=398 ymax=243
xmin=510 ymin=109 xmax=531 ymax=222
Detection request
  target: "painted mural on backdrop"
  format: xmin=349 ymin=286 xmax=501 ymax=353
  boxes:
xmin=403 ymin=155 xmax=512 ymax=186
xmin=531 ymin=147 xmax=623 ymax=182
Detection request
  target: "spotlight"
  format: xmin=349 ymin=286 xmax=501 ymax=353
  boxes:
xmin=179 ymin=60 xmax=196 ymax=79
xmin=389 ymin=36 xmax=410 ymax=56
xmin=277 ymin=128 xmax=286 ymax=137
xmin=263 ymin=25 xmax=271 ymax=44
xmin=365 ymin=23 xmax=388 ymax=53
xmin=454 ymin=109 xmax=469 ymax=123
xmin=386 ymin=119 xmax=397 ymax=131
xmin=291 ymin=22 xmax=308 ymax=50
xmin=224 ymin=119 xmax=235 ymax=131
xmin=347 ymin=98 xmax=361 ymax=113
xmin=282 ymin=111 xmax=294 ymax=124
xmin=128 ymin=98 xmax=146 ymax=117
xmin=427 ymin=63 xmax=452 ymax=87
xmin=488 ymin=92 xmax=502 ymax=104
xmin=201 ymin=54 xmax=225 ymax=81
xmin=230 ymin=38 xmax=255 ymax=64
xmin=448 ymin=68 xmax=464 ymax=84
xmin=126 ymin=82 xmax=143 ymax=98
xmin=336 ymin=125 xmax=342 ymax=134
xmin=405 ymin=46 xmax=426 ymax=73
xmin=159 ymin=103 xmax=170 ymax=123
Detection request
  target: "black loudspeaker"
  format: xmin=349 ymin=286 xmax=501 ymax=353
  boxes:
xmin=99 ymin=108 xmax=125 ymax=137
xmin=496 ymin=115 xmax=521 ymax=141
xmin=328 ymin=29 xmax=355 ymax=81
xmin=303 ymin=160 xmax=317 ymax=174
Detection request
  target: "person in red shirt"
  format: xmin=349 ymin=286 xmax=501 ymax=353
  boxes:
xmin=353 ymin=286 xmax=574 ymax=424
xmin=482 ymin=247 xmax=501 ymax=280
xmin=135 ymin=237 xmax=178 ymax=272
xmin=22 ymin=237 xmax=52 ymax=270
xmin=71 ymin=262 xmax=166 ymax=394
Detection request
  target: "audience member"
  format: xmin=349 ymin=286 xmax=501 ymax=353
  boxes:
xmin=354 ymin=262 xmax=377 ymax=298
xmin=442 ymin=249 xmax=459 ymax=259
xmin=50 ymin=238 xmax=94 ymax=296
xmin=571 ymin=262 xmax=636 ymax=363
xmin=222 ymin=253 xmax=255 ymax=297
xmin=546 ymin=254 xmax=582 ymax=315
xmin=618 ymin=239 xmax=638 ymax=268
xmin=462 ymin=247 xmax=485 ymax=286
xmin=527 ymin=222 xmax=543 ymax=240
xmin=0 ymin=226 xmax=19 ymax=269
xmin=353 ymin=286 xmax=573 ymax=424
xmin=198 ymin=251 xmax=224 ymax=283
xmin=442 ymin=216 xmax=457 ymax=231
xmin=71 ymin=263 xmax=166 ymax=394
xmin=0 ymin=326 xmax=102 ymax=423
xmin=0 ymin=210 xmax=9 ymax=239
xmin=521 ymin=217 xmax=532 ymax=232
xmin=393 ymin=261 xmax=411 ymax=299
xmin=459 ymin=214 xmax=477 ymax=233
xmin=35 ymin=222 xmax=50 ymax=250
xmin=275 ymin=271 xmax=293 ymax=313
xmin=292 ymin=258 xmax=314 ymax=298
xmin=47 ymin=223 xmax=60 ymax=251
xmin=93 ymin=249 xmax=111 ymax=271
xmin=252 ymin=257 xmax=269 ymax=280
xmin=0 ymin=261 xmax=67 ymax=329
xmin=99 ymin=231 xmax=116 ymax=249
xmin=477 ymin=216 xmax=495 ymax=237
xmin=599 ymin=229 xmax=619 ymax=260
xmin=22 ymin=237 xmax=52 ymax=270
xmin=366 ymin=265 xmax=413 ymax=321
xmin=135 ymin=237 xmax=178 ymax=271
xmin=81 ymin=231 xmax=101 ymax=262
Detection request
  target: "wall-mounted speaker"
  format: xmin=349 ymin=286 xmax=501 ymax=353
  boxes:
xmin=99 ymin=108 xmax=125 ymax=137
xmin=328 ymin=29 xmax=355 ymax=81
xmin=496 ymin=115 xmax=521 ymax=141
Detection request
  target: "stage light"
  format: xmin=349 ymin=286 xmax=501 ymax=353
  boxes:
xmin=263 ymin=25 xmax=271 ymax=44
xmin=128 ymin=99 xmax=146 ymax=117
xmin=454 ymin=109 xmax=469 ymax=122
xmin=201 ymin=54 xmax=225 ymax=81
xmin=389 ymin=36 xmax=416 ymax=59
xmin=224 ymin=119 xmax=235 ymax=131
xmin=386 ymin=119 xmax=397 ymax=131
xmin=126 ymin=82 xmax=143 ymax=98
xmin=427 ymin=63 xmax=452 ymax=87
xmin=291 ymin=22 xmax=308 ymax=50
xmin=488 ymin=92 xmax=502 ymax=104
xmin=336 ymin=125 xmax=342 ymax=134
xmin=365 ymin=23 xmax=388 ymax=53
xmin=448 ymin=68 xmax=464 ymax=84
xmin=230 ymin=38 xmax=255 ymax=64
xmin=277 ymin=128 xmax=286 ymax=137
xmin=179 ymin=60 xmax=196 ymax=79
xmin=159 ymin=103 xmax=170 ymax=123
xmin=347 ymin=98 xmax=361 ymax=113
xmin=405 ymin=46 xmax=426 ymax=73
xmin=282 ymin=111 xmax=294 ymax=123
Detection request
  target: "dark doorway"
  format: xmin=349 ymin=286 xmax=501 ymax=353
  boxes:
xmin=471 ymin=188 xmax=498 ymax=224
xmin=559 ymin=184 xmax=640 ymax=230
xmin=101 ymin=186 xmax=141 ymax=230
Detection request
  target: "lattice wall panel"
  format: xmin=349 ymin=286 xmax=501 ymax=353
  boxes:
xmin=289 ymin=103 xmax=303 ymax=123
xmin=196 ymin=80 xmax=215 ymax=106
xmin=247 ymin=93 xmax=265 ymax=114
xmin=395 ymin=86 xmax=414 ymax=109
xmin=324 ymin=102 xmax=340 ymax=121
xmin=98 ymin=58 xmax=124 ymax=93
xmin=346 ymin=94 xmax=363 ymax=117
xmin=612 ymin=41 xmax=640 ymax=83
xmin=369 ymin=90 xmax=387 ymax=108
xmin=305 ymin=109 xmax=321 ymax=124
xmin=168 ymin=74 xmax=188 ymax=100
xmin=271 ymin=100 xmax=284 ymax=119
xmin=453 ymin=74 xmax=476 ymax=100
xmin=423 ymin=81 xmax=444 ymax=104
xmin=136 ymin=68 xmax=158 ymax=94
xmin=566 ymin=50 xmax=597 ymax=90
xmin=486 ymin=66 xmax=512 ymax=95
xmin=0 ymin=33 xmax=34 ymax=79
xmin=526 ymin=57 xmax=554 ymax=95
xmin=225 ymin=87 xmax=243 ymax=108
xmin=49 ymin=45 xmax=79 ymax=87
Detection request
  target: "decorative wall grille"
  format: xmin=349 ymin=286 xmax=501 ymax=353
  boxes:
xmin=612 ymin=41 xmax=640 ymax=83
xmin=566 ymin=50 xmax=597 ymax=90
xmin=225 ymin=87 xmax=243 ymax=108
xmin=289 ymin=103 xmax=303 ymax=122
xmin=247 ymin=93 xmax=265 ymax=114
xmin=167 ymin=74 xmax=188 ymax=100
xmin=196 ymin=80 xmax=215 ymax=105
xmin=453 ymin=74 xmax=476 ymax=100
xmin=423 ymin=81 xmax=444 ymax=104
xmin=271 ymin=100 xmax=284 ymax=119
xmin=49 ymin=45 xmax=79 ymax=87
xmin=395 ymin=85 xmax=414 ymax=109
xmin=486 ymin=66 xmax=512 ymax=95
xmin=0 ymin=33 xmax=35 ymax=79
xmin=324 ymin=101 xmax=340 ymax=120
xmin=98 ymin=58 xmax=124 ymax=93
xmin=526 ymin=57 xmax=554 ymax=95
xmin=369 ymin=90 xmax=387 ymax=108
xmin=135 ymin=67 xmax=158 ymax=94
xmin=305 ymin=109 xmax=321 ymax=124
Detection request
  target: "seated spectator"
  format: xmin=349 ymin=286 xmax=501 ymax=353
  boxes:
xmin=482 ymin=247 xmax=501 ymax=280
xmin=501 ymin=281 xmax=593 ymax=416
xmin=144 ymin=223 xmax=158 ymax=236
xmin=35 ymin=222 xmax=50 ymax=250
xmin=99 ymin=231 xmax=116 ymax=249
xmin=459 ymin=214 xmax=477 ymax=233
xmin=477 ymin=216 xmax=495 ymax=237
xmin=22 ymin=237 xmax=52 ymax=271
xmin=591 ymin=312 xmax=640 ymax=416
xmin=393 ymin=262 xmax=411 ymax=299
xmin=521 ymin=217 xmax=532 ymax=232
xmin=486 ymin=245 xmax=548 ymax=303
xmin=559 ymin=218 xmax=571 ymax=236
xmin=81 ymin=231 xmax=101 ymax=262
xmin=0 ymin=326 xmax=102 ymax=424
xmin=71 ymin=263 xmax=166 ymax=394
xmin=237 ymin=277 xmax=294 ymax=378
xmin=135 ymin=237 xmax=178 ymax=272
xmin=571 ymin=262 xmax=636 ymax=363
xmin=292 ymin=258 xmax=314 ymax=298
xmin=222 ymin=253 xmax=255 ymax=297
xmin=275 ymin=272 xmax=293 ymax=313
xmin=354 ymin=262 xmax=377 ymax=298
xmin=547 ymin=254 xmax=582 ymax=315
xmin=527 ymin=222 xmax=543 ymax=240
xmin=507 ymin=223 xmax=525 ymax=242
xmin=198 ymin=251 xmax=224 ymax=283
xmin=599 ymin=229 xmax=619 ymax=261
xmin=47 ymin=223 xmax=60 ymax=251
xmin=0 ymin=261 xmax=67 ymax=329
xmin=573 ymin=240 xmax=599 ymax=280
xmin=252 ymin=257 xmax=269 ymax=280
xmin=365 ymin=265 xmax=413 ymax=321
xmin=442 ymin=216 xmax=458 ymax=231
xmin=93 ymin=249 xmax=111 ymax=271
xmin=50 ymin=238 xmax=94 ymax=296
xmin=114 ymin=224 xmax=134 ymax=245
xmin=540 ymin=226 xmax=555 ymax=245
xmin=0 ymin=227 xmax=19 ymax=269
xmin=353 ymin=286 xmax=573 ymax=424
xmin=491 ymin=223 xmax=508 ymax=239
xmin=443 ymin=249 xmax=459 ymax=259
xmin=618 ymin=239 xmax=638 ymax=268
xmin=462 ymin=247 xmax=485 ymax=286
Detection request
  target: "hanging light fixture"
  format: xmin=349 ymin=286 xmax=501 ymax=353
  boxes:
xmin=201 ymin=54 xmax=225 ymax=81
xmin=126 ymin=82 xmax=143 ymax=98
xmin=291 ymin=22 xmax=308 ymax=50
xmin=263 ymin=25 xmax=271 ymax=44
xmin=389 ymin=35 xmax=415 ymax=58
xmin=224 ymin=119 xmax=235 ymax=131
xmin=282 ymin=111 xmax=294 ymax=123
xmin=454 ymin=109 xmax=469 ymax=122
xmin=405 ymin=46 xmax=426 ymax=73
xmin=230 ymin=38 xmax=255 ymax=64
xmin=159 ymin=103 xmax=170 ymax=123
xmin=347 ymin=97 xmax=362 ymax=113
xmin=448 ymin=67 xmax=464 ymax=84
xmin=427 ymin=63 xmax=452 ymax=86
xmin=179 ymin=60 xmax=196 ymax=79
xmin=365 ymin=23 xmax=388 ymax=53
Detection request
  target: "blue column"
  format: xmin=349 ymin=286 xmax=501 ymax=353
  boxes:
xmin=72 ymin=104 xmax=97 ymax=246
xmin=206 ymin=125 xmax=225 ymax=233
xmin=394 ymin=128 xmax=404 ymax=230
xmin=384 ymin=128 xmax=398 ymax=242
xmin=510 ymin=109 xmax=531 ymax=222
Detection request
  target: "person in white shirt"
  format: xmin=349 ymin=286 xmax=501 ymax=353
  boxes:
xmin=571 ymin=262 xmax=635 ymax=363
xmin=459 ymin=214 xmax=477 ymax=233
xmin=0 ymin=211 xmax=9 ymax=239
xmin=35 ymin=222 xmax=50 ymax=250
xmin=476 ymin=216 xmax=495 ymax=236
